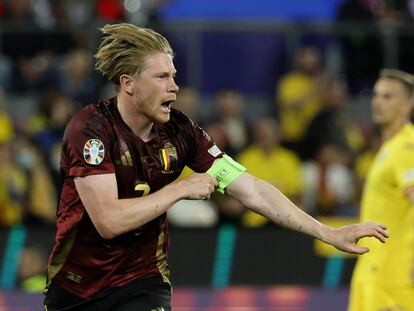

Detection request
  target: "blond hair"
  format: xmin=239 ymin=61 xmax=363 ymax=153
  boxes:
xmin=95 ymin=23 xmax=173 ymax=86
xmin=380 ymin=68 xmax=414 ymax=98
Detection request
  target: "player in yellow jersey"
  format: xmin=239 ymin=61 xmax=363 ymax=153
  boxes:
xmin=348 ymin=69 xmax=414 ymax=311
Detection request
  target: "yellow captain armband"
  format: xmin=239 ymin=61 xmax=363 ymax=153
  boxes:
xmin=206 ymin=154 xmax=247 ymax=194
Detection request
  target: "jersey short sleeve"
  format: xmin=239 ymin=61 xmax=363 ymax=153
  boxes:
xmin=175 ymin=111 xmax=223 ymax=173
xmin=62 ymin=108 xmax=115 ymax=177
xmin=395 ymin=143 xmax=414 ymax=195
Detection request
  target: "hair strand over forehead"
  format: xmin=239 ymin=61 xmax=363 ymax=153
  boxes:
xmin=94 ymin=23 xmax=173 ymax=86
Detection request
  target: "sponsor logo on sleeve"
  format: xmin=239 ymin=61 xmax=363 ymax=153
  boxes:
xmin=208 ymin=145 xmax=221 ymax=157
xmin=83 ymin=139 xmax=105 ymax=165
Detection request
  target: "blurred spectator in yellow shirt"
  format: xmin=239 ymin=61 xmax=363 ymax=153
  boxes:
xmin=276 ymin=46 xmax=330 ymax=155
xmin=0 ymin=88 xmax=57 ymax=227
xmin=236 ymin=117 xmax=303 ymax=227
xmin=0 ymin=110 xmax=27 ymax=227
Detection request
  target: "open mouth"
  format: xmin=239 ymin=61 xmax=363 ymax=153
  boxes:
xmin=161 ymin=100 xmax=174 ymax=113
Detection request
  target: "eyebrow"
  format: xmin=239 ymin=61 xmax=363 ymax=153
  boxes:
xmin=154 ymin=69 xmax=176 ymax=76
xmin=372 ymin=88 xmax=388 ymax=95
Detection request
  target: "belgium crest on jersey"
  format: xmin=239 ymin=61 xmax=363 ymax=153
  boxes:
xmin=159 ymin=142 xmax=177 ymax=173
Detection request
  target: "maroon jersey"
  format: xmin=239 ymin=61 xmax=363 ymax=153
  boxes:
xmin=46 ymin=97 xmax=221 ymax=299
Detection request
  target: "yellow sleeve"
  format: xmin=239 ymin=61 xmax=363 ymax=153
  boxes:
xmin=394 ymin=145 xmax=414 ymax=194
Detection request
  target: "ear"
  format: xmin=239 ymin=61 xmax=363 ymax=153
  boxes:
xmin=410 ymin=101 xmax=414 ymax=115
xmin=119 ymin=74 xmax=134 ymax=95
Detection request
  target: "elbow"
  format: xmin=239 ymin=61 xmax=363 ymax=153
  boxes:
xmin=242 ymin=192 xmax=261 ymax=211
xmin=97 ymin=226 xmax=117 ymax=240
xmin=240 ymin=184 xmax=261 ymax=210
xmin=94 ymin=221 xmax=118 ymax=240
xmin=240 ymin=177 xmax=268 ymax=212
xmin=87 ymin=198 xmax=130 ymax=239
xmin=93 ymin=212 xmax=122 ymax=240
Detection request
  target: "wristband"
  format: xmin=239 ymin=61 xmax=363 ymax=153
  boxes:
xmin=206 ymin=154 xmax=247 ymax=194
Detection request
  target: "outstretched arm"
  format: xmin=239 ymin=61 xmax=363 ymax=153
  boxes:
xmin=226 ymin=172 xmax=388 ymax=254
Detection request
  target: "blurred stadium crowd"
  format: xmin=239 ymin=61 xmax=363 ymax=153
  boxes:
xmin=0 ymin=0 xmax=414 ymax=294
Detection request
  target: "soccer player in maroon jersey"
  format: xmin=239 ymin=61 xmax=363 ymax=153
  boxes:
xmin=44 ymin=23 xmax=389 ymax=311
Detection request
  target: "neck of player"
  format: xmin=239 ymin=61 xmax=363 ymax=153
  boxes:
xmin=117 ymin=95 xmax=153 ymax=142
xmin=381 ymin=117 xmax=409 ymax=142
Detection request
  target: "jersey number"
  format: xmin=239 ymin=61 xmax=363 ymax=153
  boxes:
xmin=135 ymin=183 xmax=150 ymax=196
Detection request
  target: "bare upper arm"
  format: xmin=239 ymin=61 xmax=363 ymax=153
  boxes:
xmin=74 ymin=173 xmax=118 ymax=235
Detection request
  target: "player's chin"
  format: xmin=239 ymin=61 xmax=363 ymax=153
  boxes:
xmin=155 ymin=113 xmax=171 ymax=124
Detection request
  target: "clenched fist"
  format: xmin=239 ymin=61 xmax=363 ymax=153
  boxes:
xmin=176 ymin=173 xmax=218 ymax=200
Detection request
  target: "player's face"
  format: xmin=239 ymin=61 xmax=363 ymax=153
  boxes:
xmin=371 ymin=78 xmax=412 ymax=126
xmin=131 ymin=52 xmax=179 ymax=124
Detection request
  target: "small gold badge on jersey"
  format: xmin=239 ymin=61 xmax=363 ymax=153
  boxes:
xmin=83 ymin=139 xmax=105 ymax=165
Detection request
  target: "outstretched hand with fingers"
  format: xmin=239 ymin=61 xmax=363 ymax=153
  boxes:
xmin=323 ymin=222 xmax=389 ymax=254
